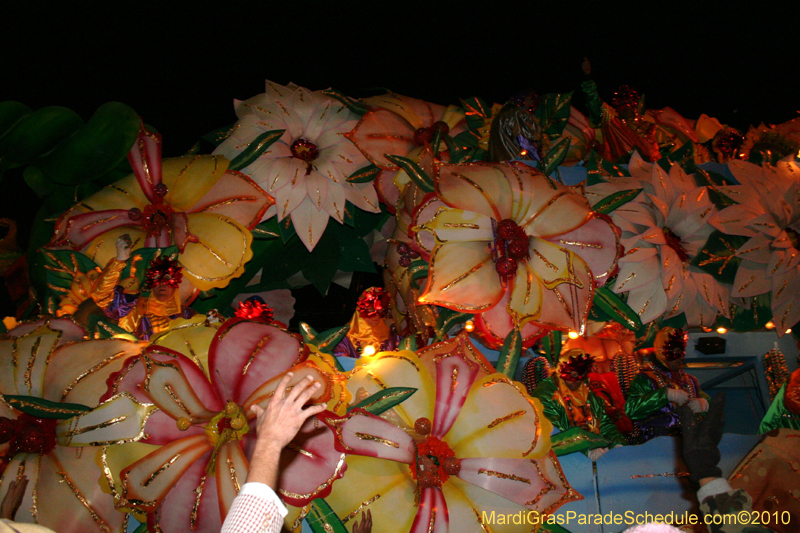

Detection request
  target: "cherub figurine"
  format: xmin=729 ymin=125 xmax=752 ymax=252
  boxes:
xmin=626 ymin=327 xmax=708 ymax=437
xmin=334 ymin=287 xmax=399 ymax=358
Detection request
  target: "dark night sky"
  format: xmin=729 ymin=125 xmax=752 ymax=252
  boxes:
xmin=2 ymin=1 xmax=799 ymax=322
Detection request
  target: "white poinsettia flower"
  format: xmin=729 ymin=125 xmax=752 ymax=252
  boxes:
xmin=710 ymin=158 xmax=800 ymax=333
xmin=214 ymin=80 xmax=380 ymax=251
xmin=586 ymin=152 xmax=730 ymax=326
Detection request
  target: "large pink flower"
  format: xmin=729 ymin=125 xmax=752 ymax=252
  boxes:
xmin=104 ymin=319 xmax=346 ymax=533
xmin=48 ymin=126 xmax=273 ymax=293
xmin=319 ymin=335 xmax=579 ymax=532
xmin=416 ymin=161 xmax=621 ymax=346
xmin=0 ymin=318 xmax=152 ymax=533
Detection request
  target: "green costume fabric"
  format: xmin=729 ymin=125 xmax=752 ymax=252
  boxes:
xmin=532 ymin=376 xmax=626 ymax=452
xmin=758 ymin=383 xmax=800 ymax=433
xmin=625 ymin=373 xmax=671 ymax=421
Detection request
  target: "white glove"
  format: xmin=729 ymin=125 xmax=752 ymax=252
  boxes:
xmin=687 ymin=397 xmax=709 ymax=413
xmin=587 ymin=447 xmax=609 ymax=461
xmin=666 ymin=388 xmax=690 ymax=405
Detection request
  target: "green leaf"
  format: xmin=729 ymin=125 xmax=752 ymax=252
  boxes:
xmin=3 ymin=395 xmax=91 ymax=419
xmin=398 ymin=336 xmax=417 ymax=351
xmin=592 ymin=188 xmax=642 ymax=214
xmin=300 ymin=323 xmax=350 ymax=356
xmin=302 ymin=231 xmax=341 ymax=295
xmin=539 ymin=330 xmax=562 ymax=365
xmin=538 ymin=137 xmax=570 ymax=177
xmin=87 ymin=315 xmax=134 ymax=340
xmin=347 ymin=387 xmax=417 ymax=415
xmin=338 ymin=238 xmax=376 ymax=273
xmin=691 ymin=230 xmax=748 ymax=284
xmin=384 ymin=154 xmax=434 ymax=193
xmin=346 ymin=163 xmax=380 ymax=183
xmin=0 ymin=101 xmax=32 ymax=141
xmin=496 ymin=327 xmax=522 ymax=378
xmin=585 ymin=150 xmax=630 ymax=185
xmin=435 ymin=308 xmax=471 ymax=340
xmin=715 ymin=294 xmax=772 ymax=332
xmin=131 ymin=523 xmax=150 ymax=533
xmin=227 ymin=129 xmax=285 ymax=171
xmin=408 ymin=259 xmax=429 ymax=290
xmin=277 ymin=216 xmax=297 ymax=244
xmin=551 ymin=426 xmax=611 ymax=456
xmin=40 ymin=248 xmax=100 ymax=298
xmin=0 ymin=106 xmax=84 ymax=166
xmin=23 ymin=166 xmax=54 ymax=198
xmin=35 ymin=102 xmax=141 ymax=186
xmin=307 ymin=499 xmax=348 ymax=533
xmin=592 ymin=287 xmax=643 ymax=331
xmin=251 ymin=218 xmax=281 ymax=240
xmin=321 ymin=89 xmax=370 ymax=116
xmin=534 ymin=92 xmax=573 ymax=137
xmin=201 ymin=125 xmax=233 ymax=147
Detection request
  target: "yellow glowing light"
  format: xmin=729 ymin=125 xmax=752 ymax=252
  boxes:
xmin=716 ymin=327 xmax=727 ymax=334
xmin=568 ymin=330 xmax=579 ymax=339
xmin=765 ymin=321 xmax=775 ymax=330
xmin=702 ymin=327 xmax=712 ymax=333
xmin=464 ymin=320 xmax=475 ymax=332
xmin=785 ymin=329 xmax=792 ymax=335
xmin=362 ymin=345 xmax=376 ymax=356
xmin=520 ymin=150 xmax=528 ymax=156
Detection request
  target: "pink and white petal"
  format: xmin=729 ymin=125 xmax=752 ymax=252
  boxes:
xmin=515 ymin=166 xmax=592 ymax=238
xmin=0 ymin=454 xmax=39 ymax=524
xmin=448 ymin=374 xmax=550 ymax=459
xmin=138 ymin=348 xmax=221 ymax=421
xmin=410 ymin=487 xmax=449 ymax=533
xmin=317 ymin=410 xmax=415 ymax=463
xmin=442 ymin=476 xmax=535 ymax=533
xmin=187 ymin=171 xmax=273 ymax=229
xmin=1 ymin=317 xmax=84 ymax=342
xmin=474 ymin=297 xmax=547 ymax=349
xmin=419 ymin=241 xmax=503 ymax=312
xmin=374 ymin=169 xmax=402 ymax=210
xmin=422 ymin=209 xmax=494 ymax=243
xmin=305 ymin=171 xmax=329 ymax=211
xmin=746 ymin=213 xmax=783 ymax=239
xmin=160 ymin=156 xmax=227 ymax=212
xmin=346 ymin=351 xmax=434 ymax=427
xmin=614 ymin=254 xmax=662 ymax=293
xmin=215 ymin=442 xmax=249 ymax=519
xmin=180 ymin=213 xmax=254 ymax=291
xmin=276 ymin=417 xmax=347 ymax=506
xmin=121 ymin=434 xmax=211 ymax=512
xmin=436 ymin=162 xmax=512 ymax=220
xmin=324 ymin=454 xmax=417 ymax=533
xmin=732 ymin=262 xmax=772 ymax=298
xmin=209 ymin=319 xmax=305 ymax=406
xmin=44 ymin=338 xmax=144 ymax=404
xmin=346 ymin=107 xmax=415 ymax=170
xmin=430 ymin=350 xmax=481 ymax=438
xmin=36 ymin=447 xmax=126 ymax=533
xmin=626 ymin=278 xmax=669 ymax=325
xmin=507 ymin=262 xmax=545 ymax=324
xmin=289 ymin=197 xmax=331 ymax=251
xmin=771 ymin=269 xmax=800 ymax=333
xmin=56 ymin=394 xmax=154 ymax=446
xmin=7 ymin=324 xmax=62 ymax=397
xmin=301 ymin=99 xmax=335 ymax=141
xmin=128 ymin=128 xmax=163 ymax=203
xmin=620 ymin=245 xmax=658 ymax=263
xmin=639 ymin=226 xmax=667 ymax=246
xmin=322 ymin=175 xmax=347 ymax=223
xmin=545 ymin=214 xmax=621 ymax=286
xmin=274 ymin=178 xmax=308 ymax=220
xmin=647 ymin=193 xmax=670 ymax=224
xmin=734 ymin=233 xmax=774 ymax=264
xmin=152 ymin=448 xmax=220 ymax=533
xmin=627 ymin=151 xmax=654 ymax=180
xmin=344 ymin=180 xmax=381 ymax=214
xmin=613 ymin=201 xmax=657 ymax=229
xmin=709 ymin=204 xmax=762 ymax=237
xmin=48 ymin=209 xmax=137 ymax=251
xmin=242 ymin=362 xmax=334 ymax=414
xmin=684 ymin=293 xmax=718 ymax=328
xmin=771 ymin=230 xmax=793 ymax=250
xmin=665 ymin=273 xmax=697 ymax=319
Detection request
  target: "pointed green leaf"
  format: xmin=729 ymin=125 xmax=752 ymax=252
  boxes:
xmin=435 ymin=308 xmax=471 ymax=340
xmin=540 ymin=330 xmax=562 ymax=365
xmin=534 ymin=92 xmax=574 ymax=137
xmin=337 ymin=238 xmax=376 ymax=274
xmin=384 ymin=154 xmax=434 ymax=193
xmin=347 ymin=387 xmax=417 ymax=415
xmin=252 ymin=218 xmax=281 ymax=240
xmin=593 ymin=286 xmax=643 ymax=331
xmin=586 ymin=150 xmax=630 ymax=185
xmin=592 ymin=188 xmax=642 ymax=214
xmin=346 ymin=163 xmax=380 ymax=183
xmin=398 ymin=336 xmax=417 ymax=351
xmin=23 ymin=166 xmax=54 ymax=198
xmin=301 ymin=323 xmax=350 ymax=356
xmin=715 ymin=294 xmax=772 ymax=332
xmin=302 ymin=232 xmax=341 ymax=295
xmin=307 ymin=498 xmax=349 ymax=533
xmin=228 ymin=129 xmax=285 ymax=171
xmin=0 ymin=101 xmax=32 ymax=141
xmin=4 ymin=395 xmax=91 ymax=419
xmin=201 ymin=125 xmax=234 ymax=147
xmin=408 ymin=259 xmax=429 ymax=290
xmin=0 ymin=106 xmax=84 ymax=167
xmin=691 ymin=230 xmax=748 ymax=284
xmin=321 ymin=89 xmax=370 ymax=116
xmin=538 ymin=137 xmax=570 ymax=177
xmin=497 ymin=327 xmax=522 ymax=379
xmin=40 ymin=248 xmax=101 ymax=300
xmin=131 ymin=523 xmax=150 ymax=533
xmin=277 ymin=216 xmax=297 ymax=244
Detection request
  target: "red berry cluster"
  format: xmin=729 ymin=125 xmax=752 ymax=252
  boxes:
xmin=413 ymin=121 xmax=450 ymax=146
xmin=0 ymin=414 xmax=58 ymax=462
xmin=493 ymin=219 xmax=530 ymax=280
xmin=396 ymin=242 xmax=420 ymax=267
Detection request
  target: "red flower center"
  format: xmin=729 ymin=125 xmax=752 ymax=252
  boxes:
xmin=491 ymin=219 xmax=530 ymax=282
xmin=142 ymin=203 xmax=175 ymax=238
xmin=1 ymin=414 xmax=58 ymax=460
xmin=409 ymin=435 xmax=457 ymax=488
xmin=663 ymin=227 xmax=689 ymax=263
xmin=413 ymin=121 xmax=450 ymax=146
xmin=290 ymin=139 xmax=319 ymax=176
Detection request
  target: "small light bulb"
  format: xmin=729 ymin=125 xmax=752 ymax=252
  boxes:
xmin=464 ymin=320 xmax=475 ymax=332
xmin=765 ymin=321 xmax=775 ymax=330
xmin=568 ymin=330 xmax=579 ymax=339
xmin=716 ymin=327 xmax=727 ymax=334
xmin=785 ymin=329 xmax=792 ymax=335
xmin=362 ymin=345 xmax=376 ymax=356
xmin=702 ymin=327 xmax=712 ymax=333
xmin=520 ymin=149 xmax=528 ymax=156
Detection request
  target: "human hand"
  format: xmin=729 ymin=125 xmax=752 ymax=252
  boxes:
xmin=115 ymin=235 xmax=132 ymax=261
xmin=678 ymin=392 xmax=725 ymax=483
xmin=352 ymin=509 xmax=372 ymax=533
xmin=587 ymin=447 xmax=608 ymax=461
xmin=667 ymin=388 xmax=689 ymax=405
xmin=687 ymin=398 xmax=708 ymax=413
xmin=251 ymin=373 xmax=327 ymax=453
xmin=0 ymin=476 xmax=28 ymax=519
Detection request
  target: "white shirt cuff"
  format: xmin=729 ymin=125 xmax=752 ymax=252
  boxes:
xmin=238 ymin=483 xmax=288 ymax=518
xmin=697 ymin=478 xmax=733 ymax=502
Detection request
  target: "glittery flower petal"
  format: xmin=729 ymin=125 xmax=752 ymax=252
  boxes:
xmin=410 ymin=487 xmax=449 ymax=533
xmin=152 ymin=447 xmax=219 ymax=533
xmin=290 ymin=197 xmax=331 ymax=252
